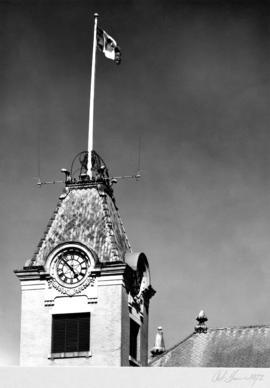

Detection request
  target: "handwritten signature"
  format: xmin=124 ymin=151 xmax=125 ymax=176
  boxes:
xmin=212 ymin=369 xmax=264 ymax=387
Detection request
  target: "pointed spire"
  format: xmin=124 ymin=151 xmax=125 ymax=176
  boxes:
xmin=194 ymin=310 xmax=208 ymax=333
xmin=151 ymin=326 xmax=165 ymax=356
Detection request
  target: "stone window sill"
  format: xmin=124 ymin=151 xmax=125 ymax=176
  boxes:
xmin=48 ymin=351 xmax=92 ymax=359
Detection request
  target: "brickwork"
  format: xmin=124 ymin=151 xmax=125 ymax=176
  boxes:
xmin=90 ymin=282 xmax=123 ymax=366
xmin=50 ymin=280 xmax=126 ymax=366
xmin=20 ymin=283 xmax=51 ymax=366
xmin=17 ymin=268 xmax=134 ymax=366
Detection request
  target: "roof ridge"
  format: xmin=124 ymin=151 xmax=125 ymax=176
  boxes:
xmin=98 ymin=189 xmax=131 ymax=261
xmin=28 ymin=191 xmax=66 ymax=266
xmin=209 ymin=324 xmax=270 ymax=331
xmin=115 ymin=207 xmax=131 ymax=252
xmin=99 ymin=190 xmax=120 ymax=261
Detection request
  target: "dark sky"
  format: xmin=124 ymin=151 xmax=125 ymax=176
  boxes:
xmin=0 ymin=0 xmax=269 ymax=365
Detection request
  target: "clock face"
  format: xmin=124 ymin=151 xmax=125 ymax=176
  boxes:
xmin=54 ymin=247 xmax=89 ymax=286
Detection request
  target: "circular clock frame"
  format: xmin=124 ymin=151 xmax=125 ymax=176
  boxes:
xmin=48 ymin=244 xmax=94 ymax=288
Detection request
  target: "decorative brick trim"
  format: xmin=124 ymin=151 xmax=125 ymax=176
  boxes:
xmin=48 ymin=275 xmax=95 ymax=297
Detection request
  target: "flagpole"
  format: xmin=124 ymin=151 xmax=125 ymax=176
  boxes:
xmin=88 ymin=13 xmax=99 ymax=179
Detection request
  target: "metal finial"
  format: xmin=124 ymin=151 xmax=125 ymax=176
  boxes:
xmin=194 ymin=310 xmax=208 ymax=333
xmin=151 ymin=326 xmax=165 ymax=356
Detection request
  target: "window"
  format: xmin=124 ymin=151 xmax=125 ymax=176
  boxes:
xmin=51 ymin=313 xmax=90 ymax=357
xmin=129 ymin=318 xmax=140 ymax=365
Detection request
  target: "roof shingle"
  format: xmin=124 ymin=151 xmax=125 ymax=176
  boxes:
xmin=25 ymin=186 xmax=131 ymax=267
xmin=150 ymin=326 xmax=270 ymax=367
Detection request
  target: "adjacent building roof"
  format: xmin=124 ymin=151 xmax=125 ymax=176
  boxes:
xmin=25 ymin=185 xmax=131 ymax=267
xmin=150 ymin=325 xmax=270 ymax=367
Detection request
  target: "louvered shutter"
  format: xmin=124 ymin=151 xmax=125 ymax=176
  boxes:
xmin=52 ymin=315 xmax=66 ymax=353
xmin=66 ymin=317 xmax=79 ymax=352
xmin=78 ymin=315 xmax=90 ymax=351
xmin=52 ymin=313 xmax=90 ymax=353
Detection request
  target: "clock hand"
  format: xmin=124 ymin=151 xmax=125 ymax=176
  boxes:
xmin=60 ymin=258 xmax=78 ymax=277
xmin=68 ymin=255 xmax=80 ymax=278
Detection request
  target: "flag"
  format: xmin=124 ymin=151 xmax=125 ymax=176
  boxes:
xmin=97 ymin=27 xmax=121 ymax=65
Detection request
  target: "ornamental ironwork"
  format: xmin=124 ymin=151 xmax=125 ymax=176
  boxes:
xmin=69 ymin=150 xmax=110 ymax=184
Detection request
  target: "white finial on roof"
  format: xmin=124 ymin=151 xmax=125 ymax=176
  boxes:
xmin=195 ymin=310 xmax=208 ymax=333
xmin=151 ymin=326 xmax=166 ymax=356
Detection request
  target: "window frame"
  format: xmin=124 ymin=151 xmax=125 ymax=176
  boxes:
xmin=50 ymin=312 xmax=91 ymax=359
xmin=129 ymin=317 xmax=140 ymax=366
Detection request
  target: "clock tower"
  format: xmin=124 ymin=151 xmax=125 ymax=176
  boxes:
xmin=15 ymin=151 xmax=155 ymax=366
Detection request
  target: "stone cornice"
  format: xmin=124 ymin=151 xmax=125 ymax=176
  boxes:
xmin=99 ymin=262 xmax=127 ymax=277
xmin=14 ymin=267 xmax=49 ymax=281
xmin=14 ymin=263 xmax=128 ymax=282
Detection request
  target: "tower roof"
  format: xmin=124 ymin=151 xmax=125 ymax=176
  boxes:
xmin=25 ymin=181 xmax=131 ymax=268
